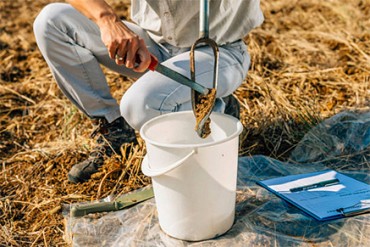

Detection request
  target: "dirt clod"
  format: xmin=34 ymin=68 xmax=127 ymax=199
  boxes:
xmin=194 ymin=88 xmax=217 ymax=138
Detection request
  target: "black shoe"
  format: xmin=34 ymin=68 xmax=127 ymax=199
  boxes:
xmin=223 ymin=94 xmax=240 ymax=119
xmin=68 ymin=117 xmax=137 ymax=183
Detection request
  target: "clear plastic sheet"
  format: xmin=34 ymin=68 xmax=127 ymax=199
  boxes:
xmin=63 ymin=111 xmax=370 ymax=246
xmin=290 ymin=111 xmax=370 ymax=164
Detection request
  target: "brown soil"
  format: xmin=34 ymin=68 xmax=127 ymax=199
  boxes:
xmin=1 ymin=0 xmax=369 ymax=246
xmin=194 ymin=88 xmax=217 ymax=138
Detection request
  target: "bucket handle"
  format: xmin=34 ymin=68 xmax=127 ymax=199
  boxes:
xmin=141 ymin=150 xmax=195 ymax=177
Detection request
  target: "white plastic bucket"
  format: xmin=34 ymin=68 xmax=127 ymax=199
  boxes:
xmin=140 ymin=111 xmax=243 ymax=241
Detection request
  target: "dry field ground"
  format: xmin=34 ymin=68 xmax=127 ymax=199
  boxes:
xmin=1 ymin=0 xmax=369 ymax=246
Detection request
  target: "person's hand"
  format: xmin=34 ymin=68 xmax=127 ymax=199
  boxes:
xmin=99 ymin=18 xmax=151 ymax=72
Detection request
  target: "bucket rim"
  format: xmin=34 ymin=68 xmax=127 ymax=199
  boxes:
xmin=139 ymin=111 xmax=243 ymax=148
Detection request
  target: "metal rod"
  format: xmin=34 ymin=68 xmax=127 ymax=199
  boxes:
xmin=199 ymin=0 xmax=209 ymax=38
xmin=155 ymin=63 xmax=209 ymax=95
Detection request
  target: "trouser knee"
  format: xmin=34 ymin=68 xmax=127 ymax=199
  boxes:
xmin=120 ymin=95 xmax=148 ymax=131
xmin=34 ymin=3 xmax=69 ymax=39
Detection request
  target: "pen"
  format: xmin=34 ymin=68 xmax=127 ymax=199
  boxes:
xmin=337 ymin=207 xmax=370 ymax=217
xmin=290 ymin=178 xmax=340 ymax=192
xmin=336 ymin=199 xmax=370 ymax=217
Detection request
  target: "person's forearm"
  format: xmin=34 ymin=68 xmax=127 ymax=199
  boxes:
xmin=66 ymin=0 xmax=152 ymax=72
xmin=66 ymin=0 xmax=120 ymax=28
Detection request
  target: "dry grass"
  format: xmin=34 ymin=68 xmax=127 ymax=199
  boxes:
xmin=0 ymin=0 xmax=369 ymax=246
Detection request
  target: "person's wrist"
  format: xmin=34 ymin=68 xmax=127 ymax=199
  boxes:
xmin=96 ymin=12 xmax=120 ymax=28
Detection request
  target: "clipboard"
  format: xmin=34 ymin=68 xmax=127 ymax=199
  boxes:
xmin=257 ymin=170 xmax=370 ymax=221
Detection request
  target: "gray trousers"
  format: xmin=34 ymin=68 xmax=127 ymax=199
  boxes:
xmin=33 ymin=3 xmax=250 ymax=130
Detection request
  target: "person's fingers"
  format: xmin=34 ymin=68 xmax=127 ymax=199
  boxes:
xmin=133 ymin=39 xmax=151 ymax=72
xmin=133 ymin=41 xmax=151 ymax=72
xmin=125 ymin=38 xmax=139 ymax=69
xmin=133 ymin=50 xmax=151 ymax=72
xmin=108 ymin=41 xmax=118 ymax=60
xmin=115 ymin=40 xmax=128 ymax=65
